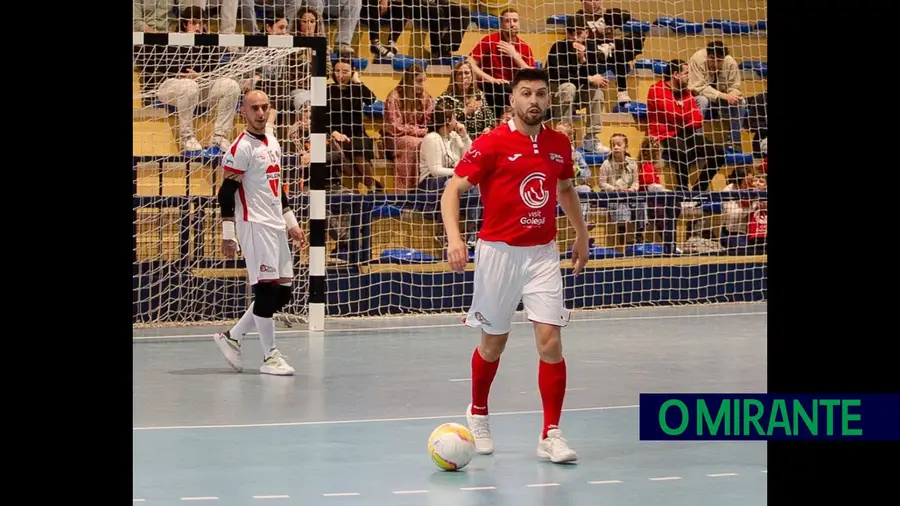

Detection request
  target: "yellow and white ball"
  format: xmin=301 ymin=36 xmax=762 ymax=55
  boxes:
xmin=427 ymin=423 xmax=476 ymax=471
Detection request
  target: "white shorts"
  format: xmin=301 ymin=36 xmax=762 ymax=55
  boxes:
xmin=236 ymin=221 xmax=293 ymax=285
xmin=464 ymin=239 xmax=570 ymax=335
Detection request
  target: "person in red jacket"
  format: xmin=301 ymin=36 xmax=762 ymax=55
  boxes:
xmin=647 ymin=59 xmax=728 ymax=191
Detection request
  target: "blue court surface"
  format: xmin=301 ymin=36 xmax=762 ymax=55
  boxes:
xmin=133 ymin=303 xmax=767 ymax=505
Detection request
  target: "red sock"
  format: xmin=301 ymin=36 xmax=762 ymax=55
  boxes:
xmin=539 ymin=358 xmax=567 ymax=439
xmin=471 ymin=346 xmax=499 ymax=415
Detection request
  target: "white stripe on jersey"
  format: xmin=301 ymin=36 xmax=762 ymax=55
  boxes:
xmin=223 ymin=131 xmax=285 ymax=230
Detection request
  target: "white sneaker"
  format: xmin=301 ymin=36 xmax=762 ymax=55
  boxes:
xmin=260 ymin=349 xmax=295 ymax=376
xmin=182 ymin=137 xmax=203 ymax=152
xmin=537 ymin=429 xmax=578 ymax=463
xmin=617 ymin=91 xmax=633 ymax=104
xmin=466 ymin=403 xmax=494 ymax=455
xmin=213 ymin=332 xmax=242 ymax=372
xmin=210 ymin=135 xmax=231 ymax=153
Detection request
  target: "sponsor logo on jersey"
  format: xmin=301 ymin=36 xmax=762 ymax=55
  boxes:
xmin=519 ymin=172 xmax=550 ymax=209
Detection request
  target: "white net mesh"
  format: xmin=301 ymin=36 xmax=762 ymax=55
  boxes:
xmin=132 ymin=1 xmax=767 ymax=328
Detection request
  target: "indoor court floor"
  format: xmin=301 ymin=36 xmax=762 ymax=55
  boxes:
xmin=133 ymin=303 xmax=767 ymax=505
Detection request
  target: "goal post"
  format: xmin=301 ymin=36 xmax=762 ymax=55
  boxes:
xmin=132 ymin=32 xmax=328 ymax=331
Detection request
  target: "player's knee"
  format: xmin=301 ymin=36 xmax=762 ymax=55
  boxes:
xmin=276 ymin=284 xmax=292 ymax=310
xmin=252 ymin=282 xmax=279 ymax=318
xmin=534 ymin=323 xmax=562 ymax=362
xmin=479 ymin=332 xmax=509 ymax=362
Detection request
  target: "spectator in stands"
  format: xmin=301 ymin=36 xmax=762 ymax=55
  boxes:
xmin=688 ymin=41 xmax=746 ymax=151
xmin=575 ymin=0 xmax=645 ymax=104
xmin=554 ymin=122 xmax=591 ymax=193
xmin=647 ymin=59 xmax=728 ymax=191
xmin=636 ymin=136 xmax=672 ymax=246
xmin=721 ymin=173 xmax=767 ymax=254
xmin=364 ymin=1 xmax=471 ymax=61
xmin=497 ymin=105 xmax=513 ymax=124
xmin=133 ymin=0 xmax=173 ymax=32
xmin=305 ymin=0 xmax=362 ymax=56
xmin=744 ymin=90 xmax=767 ymax=157
xmin=467 ymin=8 xmax=536 ymax=118
xmin=384 ymin=64 xmax=435 ymax=192
xmin=595 ymin=133 xmax=641 ymax=247
xmin=327 ymin=59 xmax=384 ymax=193
xmin=547 ymin=14 xmax=610 ymax=153
xmin=418 ymin=100 xmax=480 ymax=246
xmin=140 ymin=6 xmax=242 ymax=153
xmin=438 ymin=61 xmax=496 ymax=139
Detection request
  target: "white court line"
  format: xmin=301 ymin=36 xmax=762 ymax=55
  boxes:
xmin=392 ymin=490 xmax=429 ymax=495
xmin=460 ymin=486 xmax=497 ymax=491
xmin=252 ymin=495 xmax=290 ymax=499
xmin=322 ymin=492 xmax=360 ymax=497
xmin=588 ymin=480 xmax=622 ymax=485
xmin=526 ymin=483 xmax=560 ymax=488
xmin=133 ymin=404 xmax=638 ymax=431
xmin=133 ymin=500 xmax=146 ymax=503
xmin=707 ymin=473 xmax=738 ymax=478
xmin=649 ymin=477 xmax=682 ymax=481
xmin=133 ymin=310 xmax=766 ymax=340
xmin=448 ymin=378 xmax=470 ymax=382
xmin=181 ymin=497 xmax=219 ymax=501
xmin=761 ymin=470 xmax=767 ymax=473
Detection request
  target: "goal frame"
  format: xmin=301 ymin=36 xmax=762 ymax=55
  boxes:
xmin=132 ymin=32 xmax=329 ymax=332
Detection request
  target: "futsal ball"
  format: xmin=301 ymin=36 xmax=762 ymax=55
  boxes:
xmin=428 ymin=423 xmax=476 ymax=471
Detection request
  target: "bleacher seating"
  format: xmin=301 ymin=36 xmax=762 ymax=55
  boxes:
xmin=133 ymin=3 xmax=767 ymax=264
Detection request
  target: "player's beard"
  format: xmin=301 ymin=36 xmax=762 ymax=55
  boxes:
xmin=519 ymin=107 xmax=544 ymax=126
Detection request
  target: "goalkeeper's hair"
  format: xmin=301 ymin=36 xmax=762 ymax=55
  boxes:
xmin=511 ymin=68 xmax=550 ymax=90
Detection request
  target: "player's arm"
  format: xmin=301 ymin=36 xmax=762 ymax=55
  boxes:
xmin=281 ymin=187 xmax=306 ymax=248
xmin=217 ymin=148 xmax=247 ymax=247
xmin=440 ymin=174 xmax=474 ymax=243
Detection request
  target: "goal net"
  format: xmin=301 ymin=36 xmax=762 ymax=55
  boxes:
xmin=132 ymin=31 xmax=327 ymax=328
xmin=132 ymin=1 xmax=767 ymax=330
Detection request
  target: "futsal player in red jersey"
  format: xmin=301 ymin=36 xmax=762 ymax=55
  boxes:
xmin=440 ymin=68 xmax=590 ymax=463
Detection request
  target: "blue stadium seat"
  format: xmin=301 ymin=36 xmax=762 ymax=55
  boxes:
xmin=371 ymin=204 xmax=402 ymax=218
xmin=363 ymin=100 xmax=384 ymax=118
xmin=613 ymin=101 xmax=648 ymax=122
xmin=471 ymin=12 xmax=500 ymax=30
xmin=576 ymin=147 xmax=609 ymax=166
xmin=634 ymin=58 xmax=668 ymax=75
xmin=753 ymin=20 xmax=767 ymax=30
xmin=699 ymin=202 xmax=724 ymax=214
xmin=725 ymin=151 xmax=754 ymax=165
xmin=378 ymin=248 xmax=437 ymax=263
xmin=432 ymin=55 xmax=467 ymax=67
xmin=704 ymin=19 xmax=728 ymax=29
xmin=655 ymin=16 xmax=703 ymax=34
xmin=330 ymin=54 xmax=368 ymax=71
xmin=625 ymin=243 xmax=665 ymax=256
xmin=740 ymin=60 xmax=767 ymax=78
xmin=623 ymin=20 xmax=651 ymax=33
xmin=721 ymin=21 xmax=753 ymax=34
xmin=392 ymin=54 xmax=429 ymax=72
xmin=566 ymin=243 xmax=623 ymax=259
xmin=547 ymin=14 xmax=568 ymax=25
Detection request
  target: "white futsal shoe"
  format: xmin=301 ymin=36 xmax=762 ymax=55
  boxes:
xmin=213 ymin=332 xmax=242 ymax=372
xmin=466 ymin=403 xmax=495 ymax=455
xmin=537 ymin=429 xmax=578 ymax=463
xmin=260 ymin=349 xmax=295 ymax=376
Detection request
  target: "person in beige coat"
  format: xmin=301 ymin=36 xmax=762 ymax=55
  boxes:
xmin=688 ymin=41 xmax=747 ymax=151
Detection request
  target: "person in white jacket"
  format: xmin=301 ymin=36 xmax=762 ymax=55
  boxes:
xmin=418 ymin=100 xmax=480 ymax=247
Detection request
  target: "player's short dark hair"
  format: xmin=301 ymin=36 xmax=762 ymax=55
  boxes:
xmin=510 ymin=68 xmax=550 ymax=90
xmin=706 ymin=41 xmax=729 ymax=59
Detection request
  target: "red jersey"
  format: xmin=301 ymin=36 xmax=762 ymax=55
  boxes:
xmin=646 ymin=80 xmax=703 ymax=140
xmin=470 ymin=32 xmax=536 ymax=82
xmin=454 ymin=120 xmax=574 ymax=247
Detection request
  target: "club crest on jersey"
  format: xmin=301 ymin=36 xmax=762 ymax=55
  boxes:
xmin=550 ymin=152 xmax=564 ymax=164
xmin=519 ymin=172 xmax=550 ymax=209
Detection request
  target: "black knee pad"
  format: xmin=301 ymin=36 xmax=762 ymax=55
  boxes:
xmin=252 ymin=283 xmax=279 ymax=318
xmin=276 ymin=284 xmax=293 ymax=310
